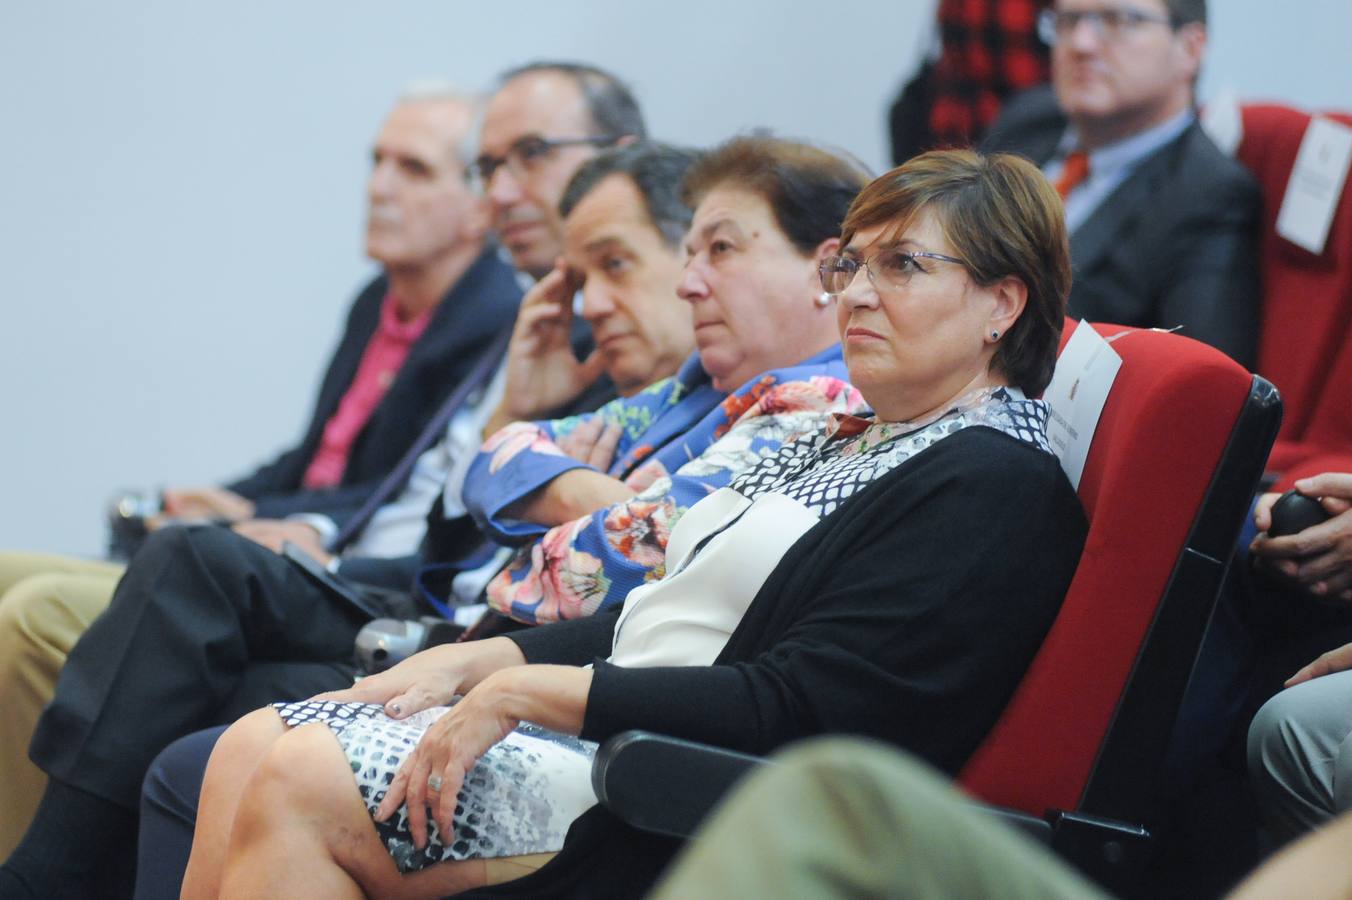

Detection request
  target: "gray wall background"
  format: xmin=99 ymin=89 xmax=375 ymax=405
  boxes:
xmin=2 ymin=0 xmax=1348 ymax=556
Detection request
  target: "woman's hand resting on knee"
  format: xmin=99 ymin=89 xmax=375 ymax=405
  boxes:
xmin=311 ymin=636 xmax=528 ymax=718
xmin=372 ymin=664 xmax=594 ymax=851
xmin=375 ymin=675 xmax=522 ymax=849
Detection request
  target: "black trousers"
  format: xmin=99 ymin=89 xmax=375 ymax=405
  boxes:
xmin=29 ymin=524 xmax=409 ymax=810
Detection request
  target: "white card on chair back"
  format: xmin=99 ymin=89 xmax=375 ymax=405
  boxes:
xmin=1276 ymin=116 xmax=1352 ymax=255
xmin=1044 ymin=322 xmax=1122 ymax=491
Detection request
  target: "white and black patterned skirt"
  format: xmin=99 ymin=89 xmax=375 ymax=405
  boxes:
xmin=272 ymin=700 xmax=598 ymax=874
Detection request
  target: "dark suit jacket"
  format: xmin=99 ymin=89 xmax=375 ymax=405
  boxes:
xmin=226 ymin=248 xmax=522 ymax=524
xmin=982 ymin=86 xmax=1261 ymax=367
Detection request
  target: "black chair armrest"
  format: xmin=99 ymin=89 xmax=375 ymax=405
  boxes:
xmin=592 ymin=731 xmax=765 ymax=838
xmin=592 ymin=730 xmax=1059 ymax=845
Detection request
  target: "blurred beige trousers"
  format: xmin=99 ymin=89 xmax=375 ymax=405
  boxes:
xmin=0 ymin=551 xmax=123 ymax=858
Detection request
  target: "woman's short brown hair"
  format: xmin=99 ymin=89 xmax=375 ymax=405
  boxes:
xmin=840 ymin=149 xmax=1071 ymax=396
xmin=681 ymin=136 xmax=870 ymax=256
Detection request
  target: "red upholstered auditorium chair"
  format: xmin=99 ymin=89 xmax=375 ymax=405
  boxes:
xmin=955 ymin=324 xmax=1278 ymax=888
xmin=590 ymin=323 xmax=1282 ymax=896
xmin=1235 ymin=103 xmax=1352 ymax=480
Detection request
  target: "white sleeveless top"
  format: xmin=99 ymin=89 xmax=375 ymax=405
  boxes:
xmin=608 ymin=489 xmax=819 ymax=668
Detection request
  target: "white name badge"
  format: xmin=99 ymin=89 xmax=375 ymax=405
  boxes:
xmin=1044 ymin=322 xmax=1122 ymax=490
xmin=1276 ymin=116 xmax=1352 ymax=255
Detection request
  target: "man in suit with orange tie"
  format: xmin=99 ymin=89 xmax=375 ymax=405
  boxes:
xmin=983 ymin=0 xmax=1259 ymax=366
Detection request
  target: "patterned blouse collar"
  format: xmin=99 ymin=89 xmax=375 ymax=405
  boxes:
xmin=826 ymin=385 xmax=1053 ymax=457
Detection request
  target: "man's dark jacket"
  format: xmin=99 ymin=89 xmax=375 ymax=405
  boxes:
xmin=226 ymin=249 xmax=521 ymax=524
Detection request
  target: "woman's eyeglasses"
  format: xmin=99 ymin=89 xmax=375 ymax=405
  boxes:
xmin=818 ymin=250 xmax=967 ymax=295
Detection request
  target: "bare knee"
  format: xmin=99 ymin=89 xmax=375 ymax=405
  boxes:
xmin=232 ymin=724 xmax=496 ymax=899
xmin=237 ymin=722 xmax=354 ymax=826
xmin=218 ymin=707 xmax=288 ymax=754
xmin=203 ymin=708 xmax=288 ymax=789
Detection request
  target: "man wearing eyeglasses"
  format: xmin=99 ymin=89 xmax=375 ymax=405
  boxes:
xmin=984 ymin=0 xmax=1259 ymax=366
xmin=475 ymin=62 xmax=643 ymax=280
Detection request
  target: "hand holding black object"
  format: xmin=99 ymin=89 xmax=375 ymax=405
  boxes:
xmin=1251 ymin=474 xmax=1352 ymax=602
xmin=1268 ymin=490 xmax=1332 ymax=537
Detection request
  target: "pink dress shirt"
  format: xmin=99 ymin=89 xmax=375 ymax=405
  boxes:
xmin=302 ymin=293 xmax=432 ymax=489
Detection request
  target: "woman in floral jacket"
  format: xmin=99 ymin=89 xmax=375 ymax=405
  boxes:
xmin=461 ymin=137 xmax=873 ymax=625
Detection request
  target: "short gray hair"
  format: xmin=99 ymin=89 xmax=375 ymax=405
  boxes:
xmin=395 ymin=79 xmax=483 ymax=163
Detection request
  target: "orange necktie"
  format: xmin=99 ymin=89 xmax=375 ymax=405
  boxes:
xmin=1054 ymin=150 xmax=1090 ymax=199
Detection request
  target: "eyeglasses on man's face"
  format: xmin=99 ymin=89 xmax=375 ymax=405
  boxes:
xmin=818 ymin=250 xmax=967 ymax=296
xmin=1038 ymin=6 xmax=1176 ymax=45
xmin=470 ymin=134 xmax=620 ymax=189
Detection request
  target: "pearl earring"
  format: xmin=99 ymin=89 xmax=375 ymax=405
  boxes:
xmin=814 ymin=292 xmax=834 ymax=308
xmin=991 ymin=330 xmax=1000 ymax=340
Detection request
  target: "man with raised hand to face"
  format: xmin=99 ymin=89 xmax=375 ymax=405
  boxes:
xmin=422 ymin=142 xmax=704 ymax=602
xmin=483 ymin=143 xmax=697 ymax=456
xmin=983 ymin=0 xmax=1259 ymax=365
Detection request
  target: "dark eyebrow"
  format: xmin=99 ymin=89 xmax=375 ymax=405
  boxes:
xmin=699 ymin=218 xmax=746 ymax=242
xmin=400 ymin=155 xmax=434 ymax=175
xmin=685 ymin=218 xmax=744 ymax=257
xmin=373 ymin=143 xmax=433 ymax=170
xmin=475 ymin=132 xmax=545 ymax=165
xmin=509 ymin=132 xmax=548 ymax=150
xmin=584 ymin=236 xmax=634 ymax=256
